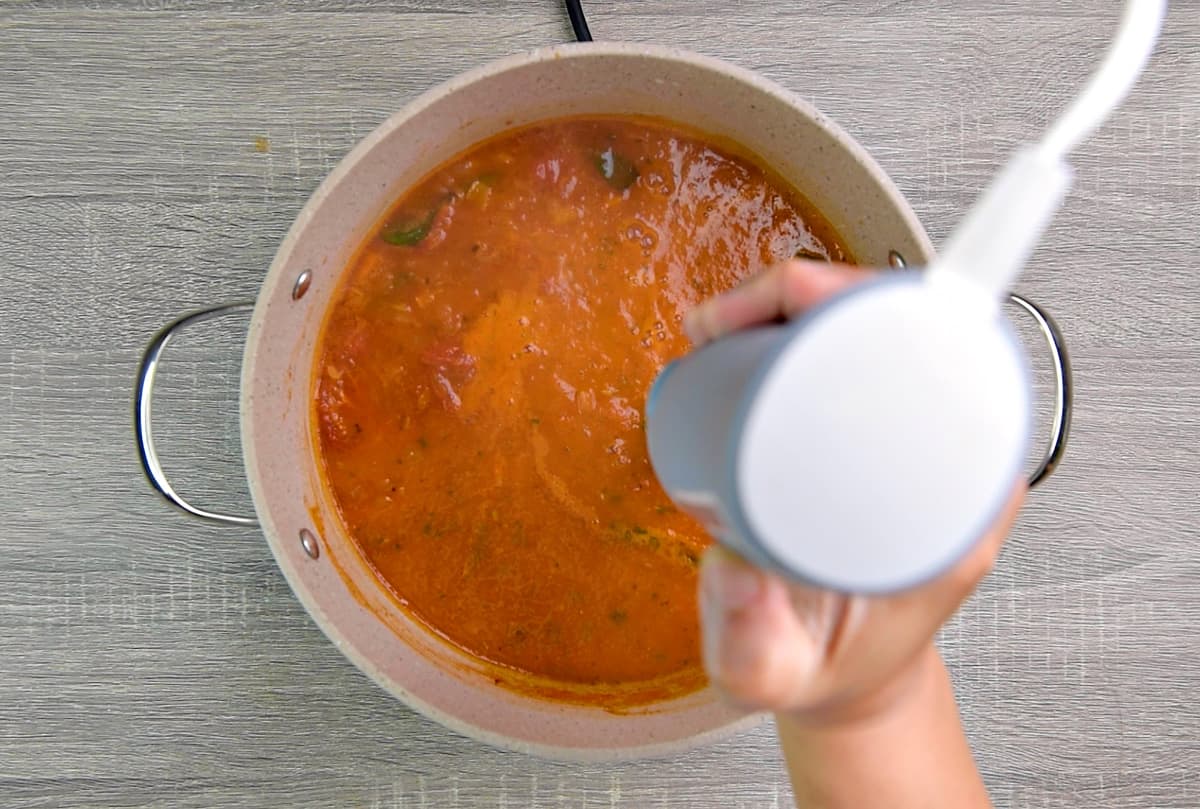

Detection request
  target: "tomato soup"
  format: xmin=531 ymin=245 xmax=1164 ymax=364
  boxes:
xmin=313 ymin=117 xmax=848 ymax=699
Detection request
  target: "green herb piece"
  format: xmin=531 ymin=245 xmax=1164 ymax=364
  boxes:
xmin=530 ymin=417 xmax=541 ymax=425
xmin=609 ymin=609 xmax=628 ymax=625
xmin=382 ymin=209 xmax=436 ymax=246
xmin=594 ymin=147 xmax=639 ymax=191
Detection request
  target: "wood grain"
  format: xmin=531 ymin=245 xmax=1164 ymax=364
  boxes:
xmin=1 ymin=1 xmax=1197 ymax=807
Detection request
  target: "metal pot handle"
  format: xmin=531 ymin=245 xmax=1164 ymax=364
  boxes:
xmin=134 ymin=302 xmax=260 ymax=526
xmin=889 ymin=251 xmax=1072 ymax=488
xmin=1008 ymin=292 xmax=1073 ymax=488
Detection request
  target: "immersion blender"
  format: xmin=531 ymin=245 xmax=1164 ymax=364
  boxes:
xmin=645 ymin=0 xmax=1167 ymax=593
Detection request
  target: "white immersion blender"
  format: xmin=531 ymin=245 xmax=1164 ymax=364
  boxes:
xmin=645 ymin=0 xmax=1167 ymax=593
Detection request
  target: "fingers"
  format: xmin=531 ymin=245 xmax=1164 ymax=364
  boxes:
xmin=699 ymin=547 xmax=828 ymax=711
xmin=697 ymin=481 xmax=1026 ymax=717
xmin=683 ymin=259 xmax=872 ymax=346
xmin=835 ymin=478 xmax=1028 ymax=683
xmin=686 ymin=257 xmax=1030 ymax=723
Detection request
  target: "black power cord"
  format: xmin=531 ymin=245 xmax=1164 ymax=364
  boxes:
xmin=565 ymin=0 xmax=593 ymax=42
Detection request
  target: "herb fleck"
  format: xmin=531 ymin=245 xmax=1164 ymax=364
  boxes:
xmin=382 ymin=209 xmax=436 ymax=246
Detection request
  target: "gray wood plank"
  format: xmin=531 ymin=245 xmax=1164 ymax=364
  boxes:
xmin=1 ymin=1 xmax=1197 ymax=807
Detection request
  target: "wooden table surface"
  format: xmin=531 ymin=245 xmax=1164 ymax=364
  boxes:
xmin=2 ymin=1 xmax=1197 ymax=807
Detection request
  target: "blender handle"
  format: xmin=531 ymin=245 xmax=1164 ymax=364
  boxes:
xmin=133 ymin=302 xmax=260 ymax=526
xmin=1009 ymin=292 xmax=1072 ymax=487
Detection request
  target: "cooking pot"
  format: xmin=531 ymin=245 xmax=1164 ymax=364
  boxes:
xmin=133 ymin=43 xmax=1070 ymax=760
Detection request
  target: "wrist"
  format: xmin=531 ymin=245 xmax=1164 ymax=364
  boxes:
xmin=778 ymin=643 xmax=943 ymax=731
xmin=775 ymin=646 xmax=991 ymax=809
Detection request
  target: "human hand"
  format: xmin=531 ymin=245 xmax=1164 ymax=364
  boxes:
xmin=686 ymin=258 xmax=1026 ymax=726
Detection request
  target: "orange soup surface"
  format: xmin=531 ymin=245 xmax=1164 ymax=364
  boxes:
xmin=314 ymin=117 xmax=849 ymax=700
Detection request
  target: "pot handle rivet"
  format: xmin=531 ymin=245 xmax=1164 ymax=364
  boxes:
xmin=299 ymin=528 xmax=321 ymax=560
xmin=292 ymin=270 xmax=312 ymax=301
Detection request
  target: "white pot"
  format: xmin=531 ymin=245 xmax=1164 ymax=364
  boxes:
xmin=135 ymin=43 xmax=938 ymax=761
